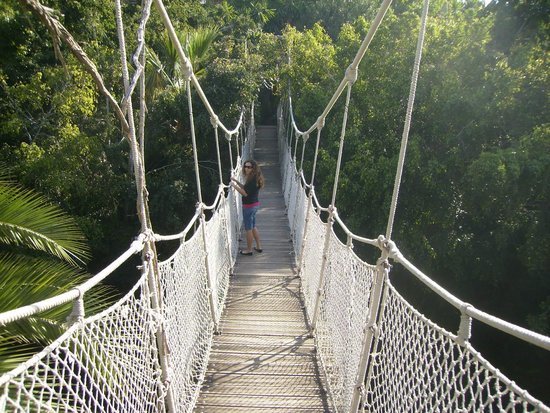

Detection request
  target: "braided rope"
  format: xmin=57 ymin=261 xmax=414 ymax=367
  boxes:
xmin=385 ymin=0 xmax=430 ymax=240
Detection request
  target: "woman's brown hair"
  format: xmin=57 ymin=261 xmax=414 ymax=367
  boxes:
xmin=244 ymin=159 xmax=264 ymax=189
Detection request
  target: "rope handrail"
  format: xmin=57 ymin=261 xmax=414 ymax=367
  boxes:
xmin=288 ymin=0 xmax=394 ymax=137
xmin=0 ymin=273 xmax=147 ymax=383
xmin=154 ymin=210 xmax=202 ymax=242
xmin=309 ymin=188 xmax=330 ymax=213
xmin=390 ymin=246 xmax=550 ymax=351
xmin=332 ymin=210 xmax=379 ymax=247
xmin=202 ymin=185 xmax=226 ymax=211
xmin=153 ymin=0 xmax=244 ymax=138
xmin=0 ymin=234 xmax=146 ymax=326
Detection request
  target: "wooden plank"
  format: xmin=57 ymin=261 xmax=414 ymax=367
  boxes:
xmin=196 ymin=393 xmax=328 ymax=409
xmin=195 ymin=126 xmax=331 ymax=412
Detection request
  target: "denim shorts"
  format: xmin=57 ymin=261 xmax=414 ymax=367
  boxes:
xmin=242 ymin=205 xmax=259 ymax=230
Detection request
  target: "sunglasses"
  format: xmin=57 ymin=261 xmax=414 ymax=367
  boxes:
xmin=244 ymin=165 xmax=252 ymax=169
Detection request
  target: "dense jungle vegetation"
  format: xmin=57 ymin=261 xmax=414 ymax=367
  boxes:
xmin=1 ymin=0 xmax=548 ymax=402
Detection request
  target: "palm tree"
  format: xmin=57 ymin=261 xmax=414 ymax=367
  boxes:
xmin=146 ymin=25 xmax=220 ymax=101
xmin=0 ymin=175 xmax=115 ymax=373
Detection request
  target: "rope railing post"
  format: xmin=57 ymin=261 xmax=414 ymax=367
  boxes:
xmin=186 ymin=80 xmax=219 ymax=331
xmin=66 ymin=292 xmax=84 ymax=326
xmin=143 ymin=244 xmax=176 ymax=413
xmin=211 ymin=116 xmax=223 ymax=185
xmin=293 ymin=131 xmax=300 ymax=162
xmin=115 ymin=4 xmax=179 ymax=410
xmin=286 ymin=97 xmax=293 ymax=149
xmin=349 ymin=236 xmax=391 ymax=412
xmin=457 ymin=304 xmax=473 ymax=346
xmin=385 ymin=0 xmax=430 ymax=240
xmin=297 ymin=126 xmax=323 ymax=271
xmin=330 ymin=78 xmax=354 ymax=208
xmin=115 ymin=0 xmax=148 ymax=229
xmin=227 ymin=133 xmax=235 ymax=172
xmin=139 ymin=44 xmax=146 ymax=164
xmin=299 ymin=134 xmax=308 ymax=171
xmin=235 ymin=131 xmax=241 ymax=161
xmin=310 ymin=204 xmax=335 ymax=332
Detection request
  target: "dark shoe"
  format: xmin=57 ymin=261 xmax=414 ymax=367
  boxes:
xmin=254 ymin=247 xmax=263 ymax=253
xmin=239 ymin=250 xmax=253 ymax=256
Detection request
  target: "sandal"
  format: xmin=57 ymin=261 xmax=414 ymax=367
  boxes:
xmin=239 ymin=250 xmax=253 ymax=256
xmin=254 ymin=247 xmax=263 ymax=253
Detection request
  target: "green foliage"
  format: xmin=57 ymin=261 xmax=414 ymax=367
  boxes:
xmin=0 ymin=177 xmax=116 ymax=373
xmin=146 ymin=25 xmax=221 ymax=100
xmin=278 ymin=0 xmax=549 ymax=338
xmin=0 ymin=0 xmax=547 ymax=397
xmin=0 ymin=177 xmax=89 ymax=265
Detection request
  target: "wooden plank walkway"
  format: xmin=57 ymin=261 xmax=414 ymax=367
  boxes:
xmin=196 ymin=126 xmax=331 ymax=412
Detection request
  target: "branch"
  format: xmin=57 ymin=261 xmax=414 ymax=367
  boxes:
xmin=17 ymin=0 xmax=130 ymax=135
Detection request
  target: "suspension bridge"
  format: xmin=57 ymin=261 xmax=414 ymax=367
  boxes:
xmin=1 ymin=0 xmax=550 ymax=412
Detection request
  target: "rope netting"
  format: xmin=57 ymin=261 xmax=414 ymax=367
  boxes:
xmin=1 ymin=275 xmax=165 ymax=412
xmin=0 ymin=0 xmax=253 ymax=411
xmin=2 ymin=0 xmax=550 ymax=412
xmin=279 ymin=111 xmax=550 ymax=413
xmin=365 ymin=284 xmax=547 ymax=413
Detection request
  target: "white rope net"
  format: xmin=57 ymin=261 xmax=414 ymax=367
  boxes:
xmin=315 ymin=232 xmax=377 ymax=412
xmin=1 ymin=276 xmax=165 ymax=413
xmin=298 ymin=204 xmax=326 ymax=318
xmin=365 ymin=283 xmax=549 ymax=413
xmin=278 ymin=109 xmax=550 ymax=413
xmin=203 ymin=204 xmax=231 ymax=320
xmin=158 ymin=227 xmax=212 ymax=412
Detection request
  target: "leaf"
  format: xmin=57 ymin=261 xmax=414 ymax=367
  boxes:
xmin=0 ymin=179 xmax=90 ymax=266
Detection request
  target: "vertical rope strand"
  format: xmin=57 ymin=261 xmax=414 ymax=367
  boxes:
xmin=213 ymin=123 xmax=223 ymax=184
xmin=310 ymin=127 xmax=323 ymax=186
xmin=385 ymin=0 xmax=430 ymax=240
xmin=330 ymin=82 xmax=353 ymax=208
xmin=115 ymin=0 xmax=149 ymax=232
xmin=139 ymin=44 xmax=146 ymax=165
xmin=227 ymin=136 xmax=234 ymax=171
xmin=187 ymin=81 xmax=203 ymax=204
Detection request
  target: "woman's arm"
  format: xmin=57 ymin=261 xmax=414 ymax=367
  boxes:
xmin=231 ymin=177 xmax=247 ymax=196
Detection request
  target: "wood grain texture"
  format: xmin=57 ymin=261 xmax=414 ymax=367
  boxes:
xmin=196 ymin=126 xmax=332 ymax=412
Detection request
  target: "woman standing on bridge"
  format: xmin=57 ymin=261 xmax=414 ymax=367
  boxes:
xmin=231 ymin=160 xmax=264 ymax=255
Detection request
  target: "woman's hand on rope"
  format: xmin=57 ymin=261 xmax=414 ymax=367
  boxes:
xmin=231 ymin=177 xmax=243 ymax=188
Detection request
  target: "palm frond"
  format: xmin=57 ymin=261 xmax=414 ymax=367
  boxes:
xmin=185 ymin=25 xmax=220 ymax=74
xmin=0 ymin=252 xmax=119 ymax=373
xmin=0 ymin=253 xmax=118 ymax=335
xmin=0 ymin=180 xmax=90 ymax=266
xmin=146 ymin=48 xmax=174 ymax=99
xmin=0 ymin=335 xmax=38 ymax=373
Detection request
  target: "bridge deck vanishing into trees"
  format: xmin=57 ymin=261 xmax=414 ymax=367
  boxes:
xmin=196 ymin=126 xmax=331 ymax=412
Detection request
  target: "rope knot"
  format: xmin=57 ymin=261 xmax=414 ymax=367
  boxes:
xmin=142 ymin=228 xmax=155 ymax=243
xmin=303 ymin=133 xmax=310 ymax=143
xmin=316 ymin=116 xmax=325 ymax=130
xmin=182 ymin=60 xmax=193 ymax=81
xmin=210 ymin=115 xmax=219 ymax=128
xmin=457 ymin=303 xmax=473 ymax=345
xmin=345 ymin=65 xmax=358 ymax=84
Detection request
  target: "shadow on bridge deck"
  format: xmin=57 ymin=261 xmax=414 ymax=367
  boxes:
xmin=196 ymin=126 xmax=332 ymax=412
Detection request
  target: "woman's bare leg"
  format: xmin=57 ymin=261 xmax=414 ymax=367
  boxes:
xmin=252 ymin=227 xmax=261 ymax=250
xmin=245 ymin=229 xmax=254 ymax=253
